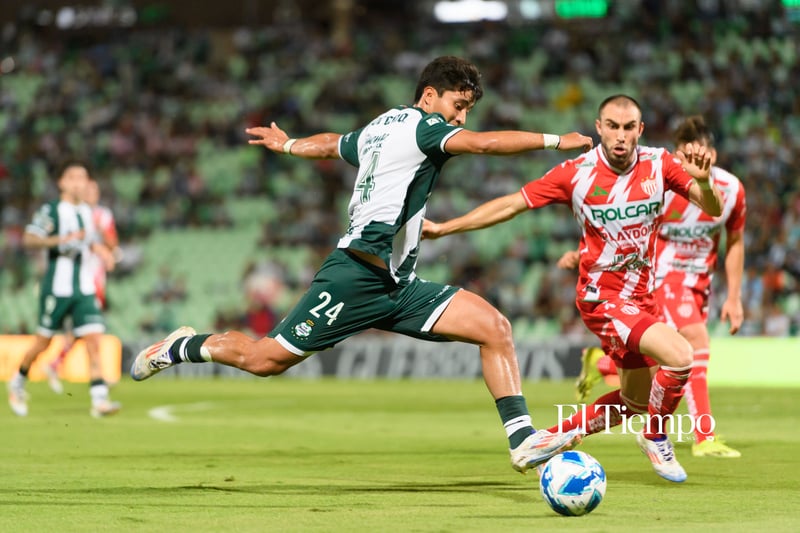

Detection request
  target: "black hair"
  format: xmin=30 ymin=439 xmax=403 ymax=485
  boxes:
xmin=673 ymin=115 xmax=715 ymax=147
xmin=598 ymin=94 xmax=642 ymax=117
xmin=56 ymin=159 xmax=89 ymax=180
xmin=414 ymin=56 xmax=483 ymax=103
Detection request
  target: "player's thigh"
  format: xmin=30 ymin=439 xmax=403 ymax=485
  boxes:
xmin=268 ymin=249 xmax=396 ymax=354
xmin=416 ymin=287 xmax=506 ymax=344
xmin=677 ymin=322 xmax=709 ymax=351
xmin=618 ymin=366 xmax=658 ymax=406
xmin=638 ymin=321 xmax=693 ymax=368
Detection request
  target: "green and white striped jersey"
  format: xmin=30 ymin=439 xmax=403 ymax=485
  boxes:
xmin=25 ymin=200 xmax=100 ymax=297
xmin=337 ymin=106 xmax=462 ymax=285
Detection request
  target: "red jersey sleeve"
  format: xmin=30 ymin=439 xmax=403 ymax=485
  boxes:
xmin=520 ymin=160 xmax=574 ymax=209
xmin=662 ymin=151 xmax=694 ymax=199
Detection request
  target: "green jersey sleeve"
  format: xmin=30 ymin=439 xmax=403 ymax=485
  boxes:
xmin=339 ymin=127 xmax=364 ymax=167
xmin=415 ymin=114 xmax=462 ymax=166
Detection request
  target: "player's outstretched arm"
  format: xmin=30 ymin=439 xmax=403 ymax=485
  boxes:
xmin=22 ymin=230 xmax=85 ymax=249
xmin=246 ymin=122 xmax=342 ymax=159
xmin=676 ymin=142 xmax=722 ymax=216
xmin=444 ymin=130 xmax=593 ymax=155
xmin=422 ymin=192 xmax=528 ymax=240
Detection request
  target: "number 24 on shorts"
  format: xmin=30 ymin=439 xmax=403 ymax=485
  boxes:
xmin=309 ymin=291 xmax=344 ymax=325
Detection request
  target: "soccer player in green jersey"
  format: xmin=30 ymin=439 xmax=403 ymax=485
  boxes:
xmin=131 ymin=56 xmax=593 ymax=474
xmin=7 ymin=161 xmax=120 ymax=418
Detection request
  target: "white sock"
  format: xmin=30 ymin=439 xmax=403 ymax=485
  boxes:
xmin=90 ymin=382 xmax=110 ymax=404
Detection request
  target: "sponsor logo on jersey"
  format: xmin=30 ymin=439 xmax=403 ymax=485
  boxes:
xmin=667 ymin=209 xmax=683 ymax=220
xmin=608 ymin=252 xmax=651 ymax=272
xmin=661 ymin=224 xmax=720 ymax=239
xmin=591 ymin=185 xmax=609 ymax=197
xmin=611 ymin=223 xmax=655 ymax=242
xmin=590 ymin=201 xmax=661 ymax=224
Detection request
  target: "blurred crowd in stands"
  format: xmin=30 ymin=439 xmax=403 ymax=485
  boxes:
xmin=1 ymin=0 xmax=799 ymax=339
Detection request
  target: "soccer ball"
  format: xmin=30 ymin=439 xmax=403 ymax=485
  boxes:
xmin=539 ymin=451 xmax=606 ymax=516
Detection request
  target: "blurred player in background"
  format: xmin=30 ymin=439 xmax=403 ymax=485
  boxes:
xmin=423 ymin=95 xmax=723 ymax=483
xmin=7 ymin=162 xmax=121 ymax=418
xmin=43 ymin=178 xmax=121 ymax=394
xmin=571 ymin=115 xmax=746 ymax=458
xmin=131 ymin=55 xmax=594 ymax=474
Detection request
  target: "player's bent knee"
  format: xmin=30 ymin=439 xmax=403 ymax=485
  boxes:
xmin=482 ymin=310 xmax=513 ymax=347
xmin=494 ymin=311 xmax=513 ymax=338
xmin=665 ymin=338 xmax=693 ymax=368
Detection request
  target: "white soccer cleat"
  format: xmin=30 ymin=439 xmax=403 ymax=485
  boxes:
xmin=510 ymin=429 xmax=582 ymax=474
xmin=636 ymin=433 xmax=687 ymax=482
xmin=7 ymin=380 xmax=29 ymax=417
xmin=90 ymin=399 xmax=122 ymax=418
xmin=44 ymin=364 xmax=64 ymax=394
xmin=130 ymin=326 xmax=196 ymax=381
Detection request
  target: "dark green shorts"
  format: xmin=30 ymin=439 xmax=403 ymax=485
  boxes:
xmin=38 ymin=291 xmax=105 ymax=338
xmin=269 ymin=249 xmax=459 ymax=355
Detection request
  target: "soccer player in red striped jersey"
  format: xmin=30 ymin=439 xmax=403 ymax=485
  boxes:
xmin=424 ymin=95 xmax=723 ymax=482
xmin=571 ymin=116 xmax=745 ymax=458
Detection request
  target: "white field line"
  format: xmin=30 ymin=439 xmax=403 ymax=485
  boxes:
xmin=148 ymin=401 xmax=215 ymax=422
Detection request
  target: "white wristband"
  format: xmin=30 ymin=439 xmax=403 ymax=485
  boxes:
xmin=283 ymin=138 xmax=297 ymax=154
xmin=543 ymin=133 xmax=561 ymax=150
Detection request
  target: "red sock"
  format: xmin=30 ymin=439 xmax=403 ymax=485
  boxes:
xmin=683 ymin=349 xmax=714 ymax=443
xmin=548 ymin=390 xmax=624 ymax=435
xmin=597 ymin=355 xmax=616 ymax=377
xmin=645 ymin=365 xmax=691 ymax=439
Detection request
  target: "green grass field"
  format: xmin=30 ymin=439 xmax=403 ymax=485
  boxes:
xmin=3 ymin=378 xmax=799 ymax=532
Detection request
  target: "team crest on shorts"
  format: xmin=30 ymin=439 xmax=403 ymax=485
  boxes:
xmin=293 ymin=320 xmax=314 ymax=339
xmin=621 ymin=304 xmax=640 ymax=315
xmin=678 ymin=303 xmax=693 ymax=318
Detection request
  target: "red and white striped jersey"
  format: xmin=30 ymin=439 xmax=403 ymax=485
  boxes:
xmin=521 ymin=145 xmax=694 ymax=301
xmin=654 ymin=166 xmax=746 ymax=294
xmin=92 ymin=204 xmax=118 ymax=245
xmin=87 ymin=204 xmax=118 ymax=288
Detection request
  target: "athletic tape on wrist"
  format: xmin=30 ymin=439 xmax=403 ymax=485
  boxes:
xmin=543 ymin=134 xmax=561 ymax=150
xmin=283 ymin=138 xmax=297 ymax=154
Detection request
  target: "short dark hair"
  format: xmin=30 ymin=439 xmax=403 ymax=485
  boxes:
xmin=56 ymin=159 xmax=89 ymax=180
xmin=598 ymin=94 xmax=642 ymax=117
xmin=414 ymin=56 xmax=483 ymax=103
xmin=673 ymin=115 xmax=715 ymax=147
